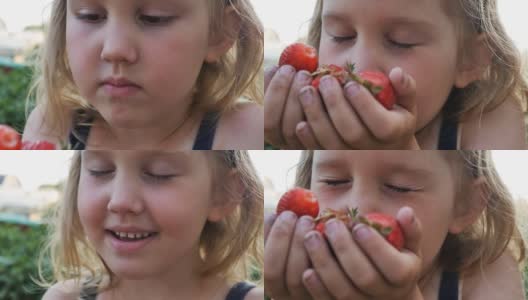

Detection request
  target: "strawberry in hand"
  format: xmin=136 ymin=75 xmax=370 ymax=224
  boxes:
xmin=21 ymin=141 xmax=56 ymax=150
xmin=276 ymin=187 xmax=319 ymax=218
xmin=279 ymin=43 xmax=319 ymax=73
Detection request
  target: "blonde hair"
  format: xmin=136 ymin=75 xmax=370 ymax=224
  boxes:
xmin=28 ymin=0 xmax=263 ymax=140
xmin=38 ymin=150 xmax=263 ymax=291
xmin=294 ymin=150 xmax=526 ymax=275
xmin=306 ymin=0 xmax=528 ymax=122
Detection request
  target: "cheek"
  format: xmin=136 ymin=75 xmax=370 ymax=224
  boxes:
xmin=77 ymin=178 xmax=108 ymax=243
xmin=65 ymin=22 xmax=99 ymax=98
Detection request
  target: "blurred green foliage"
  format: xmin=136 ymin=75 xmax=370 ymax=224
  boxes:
xmin=0 ymin=66 xmax=35 ymax=132
xmin=0 ymin=221 xmax=49 ymax=300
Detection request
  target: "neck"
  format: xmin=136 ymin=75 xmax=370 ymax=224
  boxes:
xmin=94 ymin=104 xmax=200 ymax=149
xmin=415 ymin=113 xmax=443 ymax=150
xmin=102 ymin=252 xmax=225 ymax=300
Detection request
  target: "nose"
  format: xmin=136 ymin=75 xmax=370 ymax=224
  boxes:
xmin=100 ymin=19 xmax=139 ymax=65
xmin=107 ymin=173 xmax=144 ymax=215
xmin=338 ymin=36 xmax=384 ymax=73
xmin=337 ymin=178 xmax=381 ymax=214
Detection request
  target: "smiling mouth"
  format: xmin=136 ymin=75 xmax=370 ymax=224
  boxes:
xmin=107 ymin=230 xmax=158 ymax=241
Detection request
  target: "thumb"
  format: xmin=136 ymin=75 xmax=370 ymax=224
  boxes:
xmin=389 ymin=67 xmax=417 ymax=114
xmin=397 ymin=206 xmax=422 ymax=255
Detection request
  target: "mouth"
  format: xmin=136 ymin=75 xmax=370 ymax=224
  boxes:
xmin=107 ymin=230 xmax=158 ymax=242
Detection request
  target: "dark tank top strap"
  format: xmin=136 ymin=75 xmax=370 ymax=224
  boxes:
xmin=225 ymin=282 xmax=255 ymax=300
xmin=438 ymin=271 xmax=459 ymax=300
xmin=192 ymin=111 xmax=219 ymax=150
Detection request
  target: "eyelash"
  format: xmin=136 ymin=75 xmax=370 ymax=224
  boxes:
xmin=75 ymin=13 xmax=175 ymax=26
xmin=330 ymin=35 xmax=417 ymax=49
xmin=87 ymin=170 xmax=175 ymax=181
xmin=322 ymin=179 xmax=418 ymax=194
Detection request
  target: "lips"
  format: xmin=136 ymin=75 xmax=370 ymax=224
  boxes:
xmin=105 ymin=228 xmax=159 ymax=253
xmin=100 ymin=77 xmax=141 ymax=97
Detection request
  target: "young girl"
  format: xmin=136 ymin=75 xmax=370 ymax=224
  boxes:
xmin=264 ymin=150 xmax=526 ymax=299
xmin=264 ymin=0 xmax=528 ymax=149
xmin=40 ymin=150 xmax=263 ymax=300
xmin=23 ymin=0 xmax=264 ymax=150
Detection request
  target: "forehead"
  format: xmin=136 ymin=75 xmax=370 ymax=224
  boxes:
xmin=321 ymin=0 xmax=452 ymax=28
xmin=312 ymin=150 xmax=453 ymax=177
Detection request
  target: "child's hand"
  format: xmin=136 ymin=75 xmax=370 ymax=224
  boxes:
xmin=264 ymin=65 xmax=312 ymax=149
xmin=264 ymin=212 xmax=316 ymax=300
xmin=297 ymin=67 xmax=420 ymax=149
xmin=301 ymin=207 xmax=424 ymax=300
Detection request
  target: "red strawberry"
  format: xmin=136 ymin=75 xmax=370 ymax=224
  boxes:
xmin=311 ymin=64 xmax=349 ymax=88
xmin=21 ymin=141 xmax=56 ymax=150
xmin=358 ymin=71 xmax=396 ymax=110
xmin=359 ymin=212 xmax=404 ymax=250
xmin=0 ymin=125 xmax=21 ymax=150
xmin=279 ymin=43 xmax=318 ymax=73
xmin=276 ymin=188 xmax=319 ymax=218
xmin=315 ymin=221 xmax=326 ymax=235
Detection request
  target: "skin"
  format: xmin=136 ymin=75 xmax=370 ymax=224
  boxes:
xmin=264 ymin=151 xmax=524 ymax=300
xmin=264 ymin=0 xmax=526 ymax=149
xmin=42 ymin=151 xmax=263 ymax=300
xmin=23 ymin=0 xmax=263 ymax=150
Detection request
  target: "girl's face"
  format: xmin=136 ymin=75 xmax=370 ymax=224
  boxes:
xmin=310 ymin=151 xmax=464 ymax=275
xmin=319 ymin=0 xmax=464 ymax=131
xmin=65 ymin=0 xmax=217 ymax=128
xmin=77 ymin=151 xmax=223 ymax=278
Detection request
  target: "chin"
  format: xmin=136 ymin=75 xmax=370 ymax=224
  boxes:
xmin=106 ymin=259 xmax=161 ymax=280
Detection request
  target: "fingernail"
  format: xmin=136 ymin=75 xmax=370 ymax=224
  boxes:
xmin=345 ymin=82 xmax=360 ymax=97
xmin=297 ymin=71 xmax=312 ymax=83
xmin=325 ymin=220 xmax=338 ymax=237
xmin=299 ymin=88 xmax=314 ymax=106
xmin=353 ymin=224 xmax=371 ymax=241
xmin=305 ymin=232 xmax=321 ymax=249
xmin=279 ymin=211 xmax=297 ymax=223
xmin=319 ymin=75 xmax=333 ymax=90
xmin=280 ymin=65 xmax=295 ymax=75
xmin=299 ymin=216 xmax=314 ymax=229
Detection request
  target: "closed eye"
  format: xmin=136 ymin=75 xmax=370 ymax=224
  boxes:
xmin=330 ymin=35 xmax=354 ymax=44
xmin=88 ymin=169 xmax=113 ymax=177
xmin=138 ymin=15 xmax=175 ymax=26
xmin=388 ymin=39 xmax=418 ymax=49
xmin=385 ymin=184 xmax=419 ymax=193
xmin=322 ymin=179 xmax=350 ymax=186
xmin=76 ymin=13 xmax=105 ymax=23
xmin=145 ymin=172 xmax=175 ymax=181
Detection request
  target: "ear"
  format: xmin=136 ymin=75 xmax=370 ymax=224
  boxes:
xmin=448 ymin=176 xmax=487 ymax=234
xmin=205 ymin=6 xmax=241 ymax=64
xmin=454 ymin=34 xmax=492 ymax=88
xmin=207 ymin=169 xmax=243 ymax=222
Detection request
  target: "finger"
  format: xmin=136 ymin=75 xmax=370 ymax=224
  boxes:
xmin=263 ymin=211 xmax=298 ymax=299
xmin=299 ymin=86 xmax=348 ymax=149
xmin=264 ymin=65 xmax=296 ymax=147
xmin=319 ymin=76 xmax=372 ymax=148
xmin=344 ymin=81 xmax=402 ymax=145
xmin=264 ymin=65 xmax=279 ymax=92
xmin=264 ymin=213 xmax=277 ymax=244
xmin=287 ymin=216 xmax=315 ymax=299
xmin=389 ymin=67 xmax=417 ymax=114
xmin=302 ymin=269 xmax=332 ymax=300
xmin=324 ymin=219 xmax=386 ymax=295
xmin=296 ymin=121 xmax=322 ymax=149
xmin=304 ymin=231 xmax=362 ymax=300
xmin=283 ymin=71 xmax=313 ymax=149
xmin=352 ymin=223 xmax=420 ymax=287
xmin=397 ymin=206 xmax=422 ymax=255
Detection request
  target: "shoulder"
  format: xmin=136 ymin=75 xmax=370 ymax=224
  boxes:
xmin=461 ymin=250 xmax=525 ymax=300
xmin=460 ymin=97 xmax=526 ymax=149
xmin=215 ymin=100 xmax=263 ymax=150
xmin=23 ymin=104 xmax=65 ymax=146
xmin=243 ymin=286 xmax=263 ymax=300
xmin=41 ymin=280 xmax=81 ymax=300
